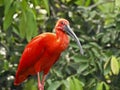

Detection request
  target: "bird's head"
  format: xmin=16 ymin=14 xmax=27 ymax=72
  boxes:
xmin=55 ymin=18 xmax=84 ymax=55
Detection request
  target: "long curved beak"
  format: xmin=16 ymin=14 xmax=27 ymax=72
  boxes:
xmin=64 ymin=25 xmax=84 ymax=55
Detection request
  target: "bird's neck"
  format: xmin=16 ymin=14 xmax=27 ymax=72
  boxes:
xmin=56 ymin=30 xmax=69 ymax=51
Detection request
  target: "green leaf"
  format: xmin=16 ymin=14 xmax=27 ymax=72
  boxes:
xmin=43 ymin=0 xmax=50 ymax=15
xmin=96 ymin=82 xmax=110 ymax=90
xmin=77 ymin=63 xmax=89 ymax=74
xmin=89 ymin=42 xmax=101 ymax=49
xmin=75 ymin=0 xmax=84 ymax=6
xmin=72 ymin=77 xmax=83 ymax=90
xmin=70 ymin=42 xmax=79 ymax=49
xmin=103 ymin=82 xmax=110 ymax=90
xmin=116 ymin=14 xmax=120 ymax=31
xmin=23 ymin=79 xmax=37 ymax=90
xmin=20 ymin=0 xmax=28 ymax=11
xmin=91 ymin=48 xmax=100 ymax=58
xmin=101 ymin=33 xmax=110 ymax=43
xmin=0 ymin=0 xmax=3 ymax=6
xmin=25 ymin=9 xmax=38 ymax=41
xmin=47 ymin=81 xmax=62 ymax=90
xmin=67 ymin=77 xmax=75 ymax=90
xmin=104 ymin=58 xmax=111 ymax=75
xmin=63 ymin=77 xmax=83 ymax=90
xmin=19 ymin=9 xmax=38 ymax=41
xmin=31 ymin=0 xmax=39 ymax=6
xmin=4 ymin=0 xmax=13 ymax=14
xmin=96 ymin=82 xmax=103 ymax=90
xmin=115 ymin=0 xmax=120 ymax=9
xmin=3 ymin=5 xmax=15 ymax=30
xmin=85 ymin=0 xmax=91 ymax=6
xmin=19 ymin=12 xmax=26 ymax=38
xmin=111 ymin=56 xmax=119 ymax=75
xmin=96 ymin=1 xmax=114 ymax=13
xmin=71 ymin=55 xmax=88 ymax=63
xmin=3 ymin=60 xmax=9 ymax=70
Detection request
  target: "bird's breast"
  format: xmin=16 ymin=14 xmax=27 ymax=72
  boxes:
xmin=57 ymin=34 xmax=69 ymax=52
xmin=49 ymin=38 xmax=69 ymax=54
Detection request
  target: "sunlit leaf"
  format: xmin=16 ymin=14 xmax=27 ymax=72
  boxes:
xmin=75 ymin=0 xmax=84 ymax=6
xmin=23 ymin=79 xmax=37 ymax=90
xmin=96 ymin=82 xmax=110 ymax=90
xmin=111 ymin=56 xmax=119 ymax=75
xmin=115 ymin=0 xmax=120 ymax=9
xmin=95 ymin=1 xmax=114 ymax=13
xmin=72 ymin=77 xmax=83 ymax=90
xmin=67 ymin=77 xmax=75 ymax=90
xmin=96 ymin=82 xmax=103 ymax=90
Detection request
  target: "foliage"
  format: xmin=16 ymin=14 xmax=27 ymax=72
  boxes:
xmin=0 ymin=0 xmax=120 ymax=90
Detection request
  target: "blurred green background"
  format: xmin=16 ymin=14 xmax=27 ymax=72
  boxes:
xmin=0 ymin=0 xmax=120 ymax=90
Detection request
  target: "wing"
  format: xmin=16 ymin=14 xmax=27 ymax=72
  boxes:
xmin=14 ymin=34 xmax=46 ymax=85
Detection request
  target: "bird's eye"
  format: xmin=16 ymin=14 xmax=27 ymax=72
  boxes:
xmin=61 ymin=21 xmax=65 ymax=25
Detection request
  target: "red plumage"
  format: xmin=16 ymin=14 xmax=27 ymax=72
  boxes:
xmin=14 ymin=32 xmax=69 ymax=85
xmin=14 ymin=19 xmax=83 ymax=90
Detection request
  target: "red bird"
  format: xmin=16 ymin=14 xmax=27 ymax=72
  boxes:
xmin=14 ymin=18 xmax=83 ymax=90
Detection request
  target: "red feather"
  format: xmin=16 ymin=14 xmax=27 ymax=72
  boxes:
xmin=14 ymin=32 xmax=69 ymax=85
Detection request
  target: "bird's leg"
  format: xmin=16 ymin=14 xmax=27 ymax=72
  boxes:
xmin=41 ymin=74 xmax=47 ymax=86
xmin=37 ymin=72 xmax=44 ymax=90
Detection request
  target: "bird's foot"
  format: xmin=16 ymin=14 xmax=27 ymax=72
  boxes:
xmin=38 ymin=83 xmax=44 ymax=90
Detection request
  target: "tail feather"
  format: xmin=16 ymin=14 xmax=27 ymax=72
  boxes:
xmin=14 ymin=67 xmax=36 ymax=85
xmin=14 ymin=72 xmax=28 ymax=85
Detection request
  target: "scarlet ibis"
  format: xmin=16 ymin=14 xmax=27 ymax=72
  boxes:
xmin=14 ymin=18 xmax=83 ymax=90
